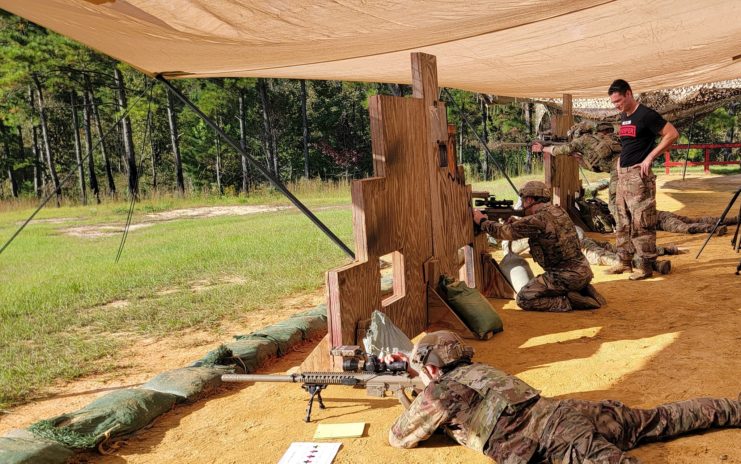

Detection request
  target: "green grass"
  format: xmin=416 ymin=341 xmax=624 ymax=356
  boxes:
xmin=0 ymin=183 xmax=352 ymax=408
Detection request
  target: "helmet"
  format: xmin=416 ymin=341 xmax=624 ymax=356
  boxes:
xmin=567 ymin=121 xmax=595 ymax=139
xmin=518 ymin=180 xmax=551 ymax=199
xmin=596 ymin=122 xmax=614 ymax=133
xmin=411 ymin=331 xmax=474 ymax=369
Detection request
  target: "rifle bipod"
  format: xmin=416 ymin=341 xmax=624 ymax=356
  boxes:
xmin=302 ymin=383 xmax=327 ymax=422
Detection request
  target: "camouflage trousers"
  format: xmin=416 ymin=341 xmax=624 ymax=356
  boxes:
xmin=581 ymin=238 xmax=673 ymax=267
xmin=608 ymin=168 xmax=618 ymax=219
xmin=516 ymin=265 xmax=593 ymax=312
xmin=535 ymin=397 xmax=741 ymax=463
xmin=657 ymin=211 xmax=739 ymax=234
xmin=615 ymin=166 xmax=657 ymax=265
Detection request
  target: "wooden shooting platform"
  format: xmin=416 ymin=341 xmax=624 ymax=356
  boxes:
xmin=304 ymin=53 xmax=514 ymax=371
xmin=544 ymin=93 xmax=588 ymax=228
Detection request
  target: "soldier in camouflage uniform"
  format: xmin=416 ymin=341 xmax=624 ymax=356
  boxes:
xmin=579 ymin=234 xmax=677 ymax=275
xmin=534 ymin=121 xmax=621 ymax=218
xmin=657 ymin=210 xmax=737 ymax=235
xmin=388 ymin=331 xmax=741 ymax=464
xmin=473 ymin=181 xmax=604 ymax=312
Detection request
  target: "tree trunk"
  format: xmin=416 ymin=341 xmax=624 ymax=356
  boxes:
xmin=257 ymin=78 xmax=276 ymax=175
xmin=214 ymin=123 xmax=222 ymax=195
xmin=238 ymin=90 xmax=250 ymax=193
xmin=32 ymin=73 xmax=61 ymax=206
xmin=300 ymin=79 xmax=310 ymax=179
xmin=480 ymin=97 xmax=489 ymax=180
xmin=150 ymin=134 xmax=158 ymax=191
xmin=166 ymin=88 xmax=185 ymax=194
xmin=1 ymin=126 xmax=19 ymax=198
xmin=89 ymin=82 xmax=116 ymax=196
xmin=114 ymin=66 xmax=138 ymax=199
xmin=82 ymin=80 xmax=100 ymax=203
xmin=32 ymin=125 xmax=43 ymax=197
xmin=70 ymin=91 xmax=87 ymax=205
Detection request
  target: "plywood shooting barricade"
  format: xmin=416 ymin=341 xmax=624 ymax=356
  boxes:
xmin=305 ymin=53 xmax=515 ymax=370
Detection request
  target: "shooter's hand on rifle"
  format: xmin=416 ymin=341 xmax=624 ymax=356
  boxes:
xmin=384 ymin=352 xmax=419 ymax=378
xmin=473 ymin=209 xmax=487 ymax=227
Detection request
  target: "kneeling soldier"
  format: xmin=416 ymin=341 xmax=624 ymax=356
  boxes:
xmin=473 ymin=181 xmax=603 ymax=311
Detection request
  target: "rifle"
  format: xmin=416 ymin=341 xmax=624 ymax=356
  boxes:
xmin=221 ymin=346 xmax=424 ymax=422
xmin=472 ymin=192 xmax=524 ymax=222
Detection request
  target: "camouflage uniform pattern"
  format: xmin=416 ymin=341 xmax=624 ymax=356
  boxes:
xmin=615 ymin=166 xmax=658 ymax=266
xmin=390 ymin=364 xmax=741 ymax=463
xmin=657 ymin=210 xmax=739 ymax=234
xmin=581 ymin=237 xmax=675 ymax=267
xmin=481 ymin=204 xmax=593 ymax=312
xmin=552 ymin=132 xmax=621 ymax=217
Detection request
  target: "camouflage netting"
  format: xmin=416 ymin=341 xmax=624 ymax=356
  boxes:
xmin=538 ymin=79 xmax=741 ymax=130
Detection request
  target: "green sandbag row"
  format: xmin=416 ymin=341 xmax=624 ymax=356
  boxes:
xmin=439 ymin=276 xmax=504 ymax=339
xmin=195 ymin=303 xmax=328 ymax=373
xmin=29 ymin=388 xmax=178 ymax=450
xmin=0 ymin=429 xmax=73 ymax=464
xmin=142 ymin=366 xmax=229 ymax=403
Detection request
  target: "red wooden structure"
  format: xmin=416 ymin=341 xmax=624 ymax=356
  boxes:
xmin=663 ymin=143 xmax=741 ymax=174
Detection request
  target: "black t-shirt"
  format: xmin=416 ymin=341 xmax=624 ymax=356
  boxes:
xmin=618 ymin=104 xmax=667 ymax=167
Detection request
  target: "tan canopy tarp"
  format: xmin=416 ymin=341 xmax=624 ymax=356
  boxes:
xmin=1 ymin=0 xmax=739 ymax=97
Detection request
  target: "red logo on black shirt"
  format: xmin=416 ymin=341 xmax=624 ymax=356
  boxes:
xmin=619 ymin=125 xmax=636 ymax=137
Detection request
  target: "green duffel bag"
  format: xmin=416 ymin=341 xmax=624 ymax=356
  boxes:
xmin=439 ymin=276 xmax=504 ymax=339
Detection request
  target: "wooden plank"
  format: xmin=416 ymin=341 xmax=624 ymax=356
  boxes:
xmin=299 ymin=334 xmax=334 ymax=372
xmin=480 ymin=251 xmax=516 ymax=300
xmin=426 ymin=286 xmax=483 ymax=340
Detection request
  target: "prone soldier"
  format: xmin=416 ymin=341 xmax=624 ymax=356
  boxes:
xmin=388 ymin=331 xmax=741 ymax=463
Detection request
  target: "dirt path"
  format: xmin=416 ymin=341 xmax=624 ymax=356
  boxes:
xmin=3 ymin=174 xmax=741 ymax=463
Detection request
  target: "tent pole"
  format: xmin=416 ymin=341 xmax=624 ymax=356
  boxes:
xmin=156 ymin=75 xmax=355 ymax=260
xmin=681 ymin=113 xmax=696 ymax=181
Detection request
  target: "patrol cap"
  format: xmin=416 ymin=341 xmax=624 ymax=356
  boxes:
xmin=518 ymin=180 xmax=551 ymax=200
xmin=411 ymin=331 xmax=474 ymax=369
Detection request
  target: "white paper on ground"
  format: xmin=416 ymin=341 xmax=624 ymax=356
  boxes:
xmin=278 ymin=442 xmax=342 ymax=464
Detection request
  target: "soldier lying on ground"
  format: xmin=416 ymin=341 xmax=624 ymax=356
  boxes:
xmin=576 ymin=226 xmax=678 ymax=275
xmin=388 ymin=331 xmax=741 ymax=464
xmin=473 ymin=180 xmax=605 ymax=311
xmin=657 ymin=210 xmax=737 ymax=235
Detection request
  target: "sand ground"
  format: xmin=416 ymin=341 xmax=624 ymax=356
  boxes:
xmin=2 ymin=173 xmax=740 ymax=464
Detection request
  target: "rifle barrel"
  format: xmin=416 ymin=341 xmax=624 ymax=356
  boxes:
xmin=222 ymin=374 xmax=298 ymax=383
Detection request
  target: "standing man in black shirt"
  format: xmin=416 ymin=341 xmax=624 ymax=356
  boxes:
xmin=605 ymin=79 xmax=679 ymax=280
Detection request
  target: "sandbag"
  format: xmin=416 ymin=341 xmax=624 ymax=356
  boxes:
xmin=283 ymin=315 xmax=327 ymax=341
xmin=0 ymin=429 xmax=73 ymax=464
xmin=29 ymin=389 xmax=177 ymax=449
xmin=249 ymin=323 xmax=303 ymax=355
xmin=362 ymin=310 xmax=413 ymax=358
xmin=499 ymin=253 xmax=535 ymax=294
xmin=142 ymin=367 xmax=227 ymax=402
xmin=293 ymin=303 xmax=328 ymax=319
xmin=439 ymin=277 xmax=503 ymax=339
xmin=225 ymin=338 xmax=279 ymax=373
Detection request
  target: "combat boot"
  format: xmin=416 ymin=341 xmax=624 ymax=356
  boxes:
xmin=566 ymin=292 xmax=601 ymax=310
xmin=580 ymin=284 xmax=607 ymax=306
xmin=660 ymin=243 xmax=686 ymax=255
xmin=629 ymin=262 xmax=653 ymax=280
xmin=604 ymin=261 xmax=632 ymax=275
xmin=652 ymin=259 xmax=671 ymax=275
